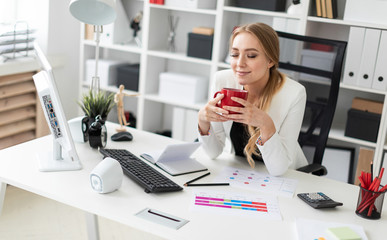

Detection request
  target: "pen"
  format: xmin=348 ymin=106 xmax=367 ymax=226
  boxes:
xmin=147 ymin=209 xmax=180 ymax=222
xmin=184 ymin=172 xmax=210 ymax=186
xmin=186 ymin=183 xmax=230 ymax=187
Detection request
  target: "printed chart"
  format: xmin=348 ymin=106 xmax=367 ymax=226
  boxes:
xmin=215 ymin=167 xmax=298 ymax=197
xmin=191 ymin=190 xmax=281 ymax=220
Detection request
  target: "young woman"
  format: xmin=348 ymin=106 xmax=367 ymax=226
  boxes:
xmin=197 ymin=22 xmax=308 ymax=176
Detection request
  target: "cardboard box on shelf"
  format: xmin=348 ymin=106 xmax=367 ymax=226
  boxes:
xmin=192 ymin=27 xmax=214 ymax=36
xmin=351 ymin=97 xmax=383 ymax=115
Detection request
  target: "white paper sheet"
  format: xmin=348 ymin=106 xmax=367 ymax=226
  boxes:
xmin=296 ymin=218 xmax=368 ymax=240
xmin=215 ymin=167 xmax=298 ymax=197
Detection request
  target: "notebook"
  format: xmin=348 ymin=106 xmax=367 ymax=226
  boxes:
xmin=140 ymin=142 xmax=207 ymax=176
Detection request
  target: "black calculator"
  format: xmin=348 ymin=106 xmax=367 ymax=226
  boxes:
xmin=297 ymin=192 xmax=343 ymax=209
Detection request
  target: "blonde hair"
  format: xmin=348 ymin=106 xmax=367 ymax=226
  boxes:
xmin=230 ymin=22 xmax=285 ymax=168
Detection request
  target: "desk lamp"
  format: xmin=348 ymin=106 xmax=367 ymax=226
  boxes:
xmin=69 ymin=0 xmax=117 ymax=93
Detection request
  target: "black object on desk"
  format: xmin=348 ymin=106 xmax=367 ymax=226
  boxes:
xmin=297 ymin=192 xmax=343 ymax=209
xmin=99 ymin=148 xmax=183 ymax=193
xmin=111 ymin=131 xmax=133 ymax=142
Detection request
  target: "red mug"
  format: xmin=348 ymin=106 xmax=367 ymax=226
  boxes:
xmin=213 ymin=88 xmax=248 ymax=114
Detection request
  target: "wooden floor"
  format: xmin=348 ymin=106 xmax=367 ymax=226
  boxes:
xmin=0 ymin=185 xmax=165 ymax=240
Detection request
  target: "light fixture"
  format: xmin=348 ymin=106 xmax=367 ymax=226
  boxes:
xmin=69 ymin=0 xmax=117 ymax=93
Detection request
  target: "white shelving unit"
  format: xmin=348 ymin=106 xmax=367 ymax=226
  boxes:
xmin=77 ymin=0 xmax=387 ymax=172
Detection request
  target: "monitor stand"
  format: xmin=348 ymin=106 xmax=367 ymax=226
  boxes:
xmin=37 ymin=151 xmax=82 ymax=172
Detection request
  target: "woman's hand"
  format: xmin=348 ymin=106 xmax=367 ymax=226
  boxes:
xmin=198 ymin=94 xmax=229 ymax=135
xmin=222 ymin=97 xmax=276 ymax=143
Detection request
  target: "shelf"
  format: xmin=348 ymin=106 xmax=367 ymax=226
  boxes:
xmin=75 ymin=0 xmax=387 ymax=172
xmin=81 ymin=83 xmax=139 ymax=96
xmin=0 ymin=58 xmax=39 ymax=76
xmin=328 ymin=126 xmax=377 ymax=148
xmin=0 ymin=93 xmax=36 ymax=112
xmin=0 ymin=106 xmax=36 ymax=126
xmin=0 ymin=119 xmax=35 ymax=139
xmin=147 ymin=50 xmax=212 ymax=65
xmin=307 ymin=16 xmax=387 ymax=30
xmin=339 ymin=82 xmax=387 ymax=95
xmin=150 ymin=4 xmax=217 ymax=15
xmin=83 ymin=40 xmax=143 ymax=54
xmin=0 ymin=72 xmax=35 ymax=87
xmin=0 ymin=81 xmax=36 ymax=99
xmin=0 ymin=130 xmax=35 ymax=150
xmin=223 ymin=6 xmax=301 ymax=19
xmin=145 ymin=93 xmax=204 ymax=110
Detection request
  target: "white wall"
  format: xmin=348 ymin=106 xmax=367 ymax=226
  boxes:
xmin=47 ymin=1 xmax=81 ymax=119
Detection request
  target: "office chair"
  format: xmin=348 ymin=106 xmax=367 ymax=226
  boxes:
xmin=276 ymin=31 xmax=347 ymax=176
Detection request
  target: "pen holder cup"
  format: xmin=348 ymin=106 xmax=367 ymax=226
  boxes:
xmin=355 ymin=185 xmax=386 ymax=220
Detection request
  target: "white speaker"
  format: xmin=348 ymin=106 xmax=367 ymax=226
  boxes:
xmin=68 ymin=116 xmax=88 ymax=143
xmin=90 ymin=157 xmax=123 ymax=193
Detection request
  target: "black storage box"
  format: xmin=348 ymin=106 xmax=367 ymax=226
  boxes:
xmin=116 ymin=64 xmax=140 ymax=91
xmin=344 ymin=109 xmax=381 ymax=142
xmin=234 ymin=0 xmax=287 ymax=12
xmin=187 ymin=33 xmax=213 ymax=60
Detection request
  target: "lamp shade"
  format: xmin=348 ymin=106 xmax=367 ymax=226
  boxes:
xmin=69 ymin=0 xmax=117 ymax=25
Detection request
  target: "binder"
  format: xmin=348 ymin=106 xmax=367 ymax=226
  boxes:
xmin=325 ymin=0 xmax=337 ymax=19
xmin=372 ymin=30 xmax=387 ymax=91
xmin=316 ymin=0 xmax=322 ymax=17
xmin=357 ymin=28 xmax=381 ymax=88
xmin=321 ymin=0 xmax=327 ymax=17
xmin=342 ymin=27 xmax=366 ymax=86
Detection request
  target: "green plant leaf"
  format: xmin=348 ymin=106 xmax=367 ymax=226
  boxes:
xmin=77 ymin=90 xmax=115 ymax=119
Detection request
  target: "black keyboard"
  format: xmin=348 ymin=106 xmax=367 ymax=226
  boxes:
xmin=99 ymin=148 xmax=183 ymax=193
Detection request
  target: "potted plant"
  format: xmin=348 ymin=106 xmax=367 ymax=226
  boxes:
xmin=78 ymin=89 xmax=115 ymax=121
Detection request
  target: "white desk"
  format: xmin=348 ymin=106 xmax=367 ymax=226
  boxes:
xmin=0 ymin=122 xmax=385 ymax=239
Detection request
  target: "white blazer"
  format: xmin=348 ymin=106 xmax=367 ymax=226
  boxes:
xmin=198 ymin=69 xmax=308 ymax=176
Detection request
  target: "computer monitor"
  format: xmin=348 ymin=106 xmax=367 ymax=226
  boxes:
xmin=32 ymin=42 xmax=82 ymax=171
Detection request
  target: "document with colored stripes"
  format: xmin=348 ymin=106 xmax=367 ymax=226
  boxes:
xmin=191 ymin=189 xmax=281 ymax=220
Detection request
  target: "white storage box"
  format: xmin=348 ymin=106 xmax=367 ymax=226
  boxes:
xmin=159 ymin=72 xmax=208 ymax=104
xmin=300 ymin=49 xmax=335 ymax=82
xmin=344 ymin=0 xmax=387 ymax=25
xmin=85 ymin=59 xmax=127 ymax=87
xmin=164 ymin=0 xmax=216 ymax=9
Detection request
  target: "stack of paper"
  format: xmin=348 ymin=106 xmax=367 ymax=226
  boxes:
xmin=295 ymin=218 xmax=367 ymax=240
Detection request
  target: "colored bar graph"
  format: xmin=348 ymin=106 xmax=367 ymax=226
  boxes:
xmin=194 ymin=196 xmax=268 ymax=212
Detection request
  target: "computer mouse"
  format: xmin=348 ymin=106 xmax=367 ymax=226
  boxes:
xmin=111 ymin=131 xmax=133 ymax=142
